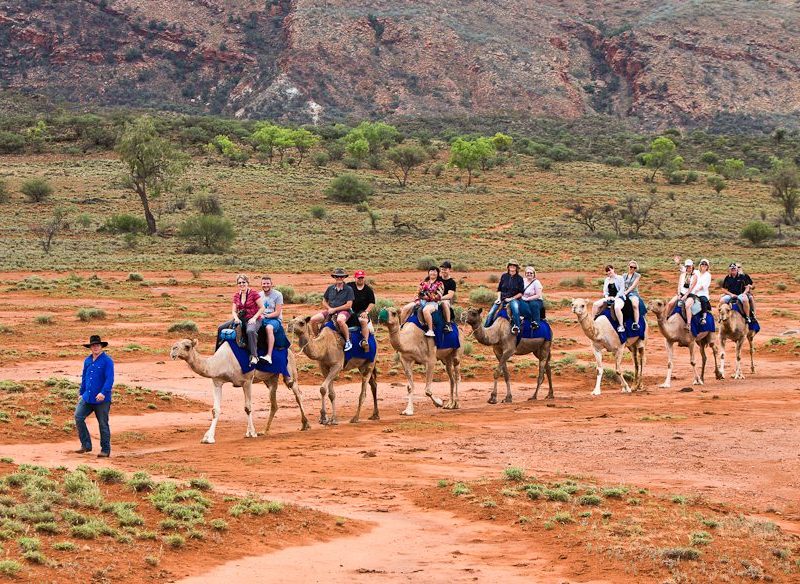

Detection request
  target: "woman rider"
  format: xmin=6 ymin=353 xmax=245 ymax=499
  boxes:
xmin=520 ymin=265 xmax=543 ymax=330
xmin=623 ymin=260 xmax=642 ymax=330
xmin=592 ymin=264 xmax=626 ymax=333
xmin=683 ymin=258 xmax=712 ymax=330
xmin=218 ymin=274 xmax=265 ymax=366
xmin=667 ymin=256 xmax=694 ymax=317
xmin=485 ymin=260 xmax=525 ymax=334
xmin=415 ymin=267 xmax=445 ymax=337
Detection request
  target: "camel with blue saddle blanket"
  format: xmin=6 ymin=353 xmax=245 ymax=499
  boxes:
xmin=571 ymin=298 xmax=645 ymax=395
xmin=719 ymin=301 xmax=758 ymax=380
xmin=289 ymin=316 xmax=378 ymax=425
xmin=378 ymin=307 xmax=462 ymax=415
xmin=170 ymin=338 xmax=309 ymax=443
xmin=648 ymin=299 xmax=722 ymax=387
xmin=464 ymin=307 xmax=554 ymax=403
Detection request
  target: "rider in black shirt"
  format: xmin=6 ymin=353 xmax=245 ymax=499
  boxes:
xmin=348 ymin=269 xmax=376 ymax=350
xmin=439 ymin=261 xmax=456 ymax=332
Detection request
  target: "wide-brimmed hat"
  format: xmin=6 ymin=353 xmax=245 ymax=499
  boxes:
xmin=699 ymin=258 xmax=710 ymax=266
xmin=83 ymin=334 xmax=108 ymax=348
xmin=684 ymin=259 xmax=694 ymax=267
xmin=507 ymin=259 xmax=521 ymax=268
xmin=330 ymin=267 xmax=348 ymax=278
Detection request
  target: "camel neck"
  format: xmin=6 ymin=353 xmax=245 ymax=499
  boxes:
xmin=577 ymin=310 xmax=599 ymax=340
xmin=386 ymin=321 xmax=405 ymax=351
xmin=297 ymin=328 xmax=329 ymax=360
xmin=470 ymin=320 xmax=500 ymax=346
xmin=186 ymin=346 xmax=216 ymax=378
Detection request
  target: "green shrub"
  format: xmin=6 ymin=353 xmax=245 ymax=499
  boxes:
xmin=503 ymin=467 xmax=525 ymax=481
xmin=662 ymin=547 xmax=701 ymax=560
xmin=52 ymin=541 xmax=76 ymax=551
xmin=22 ymin=550 xmax=47 ymax=564
xmin=553 ymin=512 xmax=574 ymax=524
xmin=127 ymin=272 xmax=144 ymax=282
xmin=0 ymin=179 xmax=9 ymax=203
xmin=0 ymin=131 xmax=26 ymax=154
xmin=0 ymin=381 xmax=24 ymax=393
xmin=469 ymin=287 xmax=496 ymax=304
xmin=324 ymin=173 xmax=373 ymax=204
xmin=20 ymin=178 xmax=53 ymax=203
xmin=209 ymin=519 xmax=228 ymax=531
xmin=167 ymin=320 xmax=198 ymax=333
xmin=18 ymin=537 xmax=40 ymax=552
xmin=535 ymin=157 xmax=553 ymax=170
xmin=604 ymin=156 xmax=625 ymax=167
xmin=104 ymin=213 xmax=147 ymax=234
xmin=96 ymin=468 xmax=125 ymax=484
xmin=578 ymin=494 xmax=602 ymax=506
xmin=415 ymin=256 xmax=438 ymax=270
xmin=310 ymin=205 xmax=326 ymax=219
xmin=188 ymin=477 xmax=213 ymax=491
xmin=311 ymin=151 xmax=330 ymax=167
xmin=192 ymin=193 xmax=223 ymax=215
xmin=163 ymin=534 xmax=185 ymax=548
xmin=33 ymin=522 xmax=59 ymax=534
xmin=179 ymin=215 xmax=235 ymax=253
xmin=601 ymin=487 xmax=628 ymax=499
xmin=544 ymin=488 xmax=570 ymax=502
xmin=76 ymin=308 xmax=106 ymax=322
xmin=690 ymin=531 xmax=713 ymax=546
xmin=34 ymin=315 xmax=53 ymax=325
xmin=741 ymin=221 xmax=776 ymax=245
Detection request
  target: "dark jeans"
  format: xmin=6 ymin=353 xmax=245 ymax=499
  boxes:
xmin=219 ymin=319 xmax=260 ymax=358
xmin=520 ymin=299 xmax=543 ymax=322
xmin=485 ymin=299 xmax=521 ymax=328
xmin=75 ymin=399 xmax=111 ymax=454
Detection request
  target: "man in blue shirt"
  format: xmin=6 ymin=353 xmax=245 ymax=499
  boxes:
xmin=75 ymin=335 xmax=114 ymax=457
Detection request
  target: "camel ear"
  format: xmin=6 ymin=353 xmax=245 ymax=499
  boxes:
xmin=304 ymin=316 xmax=311 ymax=324
xmin=191 ymin=338 xmax=198 ymax=347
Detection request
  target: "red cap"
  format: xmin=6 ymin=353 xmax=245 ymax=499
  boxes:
xmin=354 ymin=270 xmax=366 ymax=278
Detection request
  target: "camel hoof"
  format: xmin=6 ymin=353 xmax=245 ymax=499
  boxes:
xmin=430 ymin=396 xmax=444 ymax=408
xmin=319 ymin=417 xmax=327 ymax=425
xmin=502 ymin=396 xmax=513 ymax=404
xmin=658 ymin=383 xmax=670 ymax=389
xmin=544 ymin=394 xmax=555 ymax=401
xmin=443 ymin=401 xmax=459 ymax=410
xmin=400 ymin=409 xmax=414 ymax=416
xmin=527 ymin=395 xmax=538 ymax=401
xmin=368 ymin=413 xmax=380 ymax=421
xmin=487 ymin=396 xmax=498 ymax=404
xmin=244 ymin=432 xmax=258 ymax=439
xmin=200 ymin=436 xmax=215 ymax=444
xmin=591 ymin=391 xmax=601 ymax=397
xmin=300 ymin=422 xmax=311 ymax=431
xmin=328 ymin=418 xmax=339 ymax=426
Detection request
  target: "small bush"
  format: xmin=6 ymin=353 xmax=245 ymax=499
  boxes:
xmin=145 ymin=555 xmax=159 ymax=567
xmin=33 ymin=522 xmax=59 ymax=534
xmin=553 ymin=512 xmax=574 ymax=524
xmin=544 ymin=488 xmax=570 ymax=502
xmin=0 ymin=179 xmax=9 ymax=203
xmin=188 ymin=477 xmax=213 ymax=491
xmin=0 ymin=560 xmax=22 ymax=577
xmin=179 ymin=215 xmax=235 ymax=253
xmin=451 ymin=483 xmax=470 ymax=496
xmin=18 ymin=537 xmax=40 ymax=552
xmin=209 ymin=519 xmax=228 ymax=531
xmin=690 ymin=531 xmax=713 ymax=546
xmin=22 ymin=550 xmax=47 ymax=564
xmin=96 ymin=468 xmax=125 ymax=484
xmin=469 ymin=287 xmax=496 ymax=304
xmin=163 ymin=534 xmax=185 ymax=548
xmin=578 ymin=494 xmax=602 ymax=506
xmin=192 ymin=193 xmax=223 ymax=215
xmin=168 ymin=320 xmax=198 ymax=333
xmin=0 ymin=381 xmax=24 ymax=393
xmin=503 ymin=467 xmax=525 ymax=481
xmin=0 ymin=131 xmax=25 ymax=154
xmin=76 ymin=308 xmax=106 ymax=322
xmin=601 ymin=487 xmax=628 ymax=499
xmin=127 ymin=272 xmax=144 ymax=282
xmin=20 ymin=178 xmax=53 ymax=203
xmin=310 ymin=205 xmax=326 ymax=219
xmin=34 ymin=315 xmax=53 ymax=325
xmin=415 ymin=256 xmax=438 ymax=270
xmin=52 ymin=541 xmax=76 ymax=551
xmin=741 ymin=221 xmax=775 ymax=245
xmin=324 ymin=173 xmax=373 ymax=204
xmin=104 ymin=214 xmax=147 ymax=234
xmin=535 ymin=157 xmax=553 ymax=170
xmin=311 ymin=151 xmax=330 ymax=167
xmin=662 ymin=547 xmax=701 ymax=560
xmin=127 ymin=471 xmax=155 ymax=492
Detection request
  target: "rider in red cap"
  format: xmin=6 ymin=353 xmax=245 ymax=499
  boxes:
xmin=348 ymin=269 xmax=375 ymax=350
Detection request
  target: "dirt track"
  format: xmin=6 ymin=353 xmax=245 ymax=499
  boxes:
xmin=1 ymin=270 xmax=799 ymax=581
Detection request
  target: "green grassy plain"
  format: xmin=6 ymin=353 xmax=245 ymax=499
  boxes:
xmin=0 ymin=151 xmax=797 ymax=274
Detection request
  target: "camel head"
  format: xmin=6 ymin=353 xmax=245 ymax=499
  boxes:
xmin=719 ymin=303 xmax=731 ymax=322
xmin=464 ymin=307 xmax=484 ymax=328
xmin=571 ymin=298 xmax=590 ymax=317
xmin=288 ymin=315 xmax=312 ymax=337
xmin=377 ymin=306 xmax=400 ymax=326
xmin=648 ymin=298 xmax=667 ymax=316
xmin=170 ymin=338 xmax=197 ymax=361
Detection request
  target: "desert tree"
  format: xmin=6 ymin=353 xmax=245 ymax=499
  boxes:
xmin=769 ymin=157 xmax=799 ymax=225
xmin=386 ymin=144 xmax=428 ymax=186
xmin=116 ymin=116 xmax=188 ymax=234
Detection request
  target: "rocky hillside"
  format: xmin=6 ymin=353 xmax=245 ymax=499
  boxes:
xmin=2 ymin=0 xmax=799 ymax=128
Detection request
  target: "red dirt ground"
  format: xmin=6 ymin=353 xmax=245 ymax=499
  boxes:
xmin=0 ymin=270 xmax=799 ymax=582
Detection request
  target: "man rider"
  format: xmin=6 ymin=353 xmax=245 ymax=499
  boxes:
xmin=310 ymin=268 xmax=355 ymax=352
xmin=348 ymin=269 xmax=376 ymax=351
xmin=258 ymin=276 xmax=284 ymax=364
xmin=439 ymin=261 xmax=457 ymax=333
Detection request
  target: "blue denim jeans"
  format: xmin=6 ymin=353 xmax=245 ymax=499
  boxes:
xmin=75 ymin=399 xmax=111 ymax=454
xmin=485 ymin=299 xmax=521 ymax=328
xmin=521 ymin=299 xmax=543 ymax=322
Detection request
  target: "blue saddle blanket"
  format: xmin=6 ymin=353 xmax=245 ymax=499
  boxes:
xmin=225 ymin=340 xmax=291 ymax=377
xmin=598 ymin=309 xmax=646 ymax=343
xmin=731 ymin=301 xmax=760 ymax=333
xmin=265 ymin=321 xmax=291 ymax=350
xmin=670 ymin=304 xmax=716 ymax=337
xmin=406 ymin=311 xmax=461 ymax=349
xmin=496 ymin=309 xmax=553 ymax=342
xmin=323 ymin=321 xmax=377 ymax=362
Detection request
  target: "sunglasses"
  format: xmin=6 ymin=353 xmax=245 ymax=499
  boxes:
xmin=628 ymin=265 xmax=636 ymax=268
xmin=237 ymin=281 xmax=247 ymax=285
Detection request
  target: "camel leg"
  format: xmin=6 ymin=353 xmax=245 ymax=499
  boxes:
xmin=285 ymin=376 xmax=310 ymax=431
xmin=242 ymin=379 xmax=258 ymax=438
xmin=711 ymin=337 xmax=723 ymax=380
xmin=326 ymin=367 xmax=341 ymax=425
xmin=698 ymin=344 xmax=707 ymax=385
xmin=616 ymin=348 xmax=631 ymax=393
xmin=201 ymin=381 xmax=223 ymax=444
xmin=400 ymin=357 xmax=416 ymax=416
xmin=631 ymin=346 xmax=639 ymax=391
xmin=637 ymin=345 xmax=645 ymax=390
xmin=318 ymin=364 xmax=339 ymax=425
xmin=544 ymin=354 xmax=554 ymax=400
xmin=448 ymin=355 xmax=462 ymax=409
xmin=684 ymin=342 xmax=699 ymax=385
xmin=350 ymin=366 xmax=369 ymax=424
xmin=748 ymin=334 xmax=756 ymax=374
xmin=368 ymin=367 xmax=380 ymax=420
xmin=719 ymin=335 xmax=727 ymax=379
xmin=488 ymin=347 xmax=508 ymax=404
xmin=530 ymin=349 xmax=546 ymax=401
xmin=424 ymin=356 xmax=444 ymax=408
xmin=660 ymin=340 xmax=675 ymax=387
xmin=501 ymin=358 xmax=513 ymax=403
xmin=733 ymin=339 xmax=744 ymax=379
xmin=442 ymin=360 xmax=457 ymax=409
xmin=592 ymin=347 xmax=604 ymax=396
xmin=264 ymin=378 xmax=278 ymax=434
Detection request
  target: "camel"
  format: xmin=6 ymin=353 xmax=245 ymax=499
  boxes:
xmin=719 ymin=303 xmax=757 ymax=380
xmin=288 ymin=316 xmax=378 ymax=425
xmin=379 ymin=307 xmax=462 ymax=415
xmin=571 ymin=298 xmax=645 ymax=395
xmin=464 ymin=307 xmax=554 ymax=402
xmin=170 ymin=339 xmax=309 ymax=443
xmin=648 ymin=299 xmax=722 ymax=387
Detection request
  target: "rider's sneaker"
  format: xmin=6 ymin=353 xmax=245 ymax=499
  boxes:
xmin=259 ymin=354 xmax=272 ymax=364
xmin=745 ymin=316 xmax=752 ymax=324
xmin=424 ymin=329 xmax=435 ymax=337
xmin=360 ymin=339 xmax=369 ymax=351
xmin=531 ymin=321 xmax=539 ymax=330
xmin=249 ymin=355 xmax=259 ymax=366
xmin=700 ymin=317 xmax=707 ymax=325
xmin=510 ymin=325 xmax=520 ymax=334
xmin=343 ymin=340 xmax=353 ymax=351
xmin=616 ymin=325 xmax=625 ymax=333
xmin=631 ymin=323 xmax=640 ymax=331
xmin=443 ymin=322 xmax=453 ymax=333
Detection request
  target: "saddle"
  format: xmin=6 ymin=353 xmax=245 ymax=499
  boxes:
xmin=413 ymin=304 xmax=455 ymax=326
